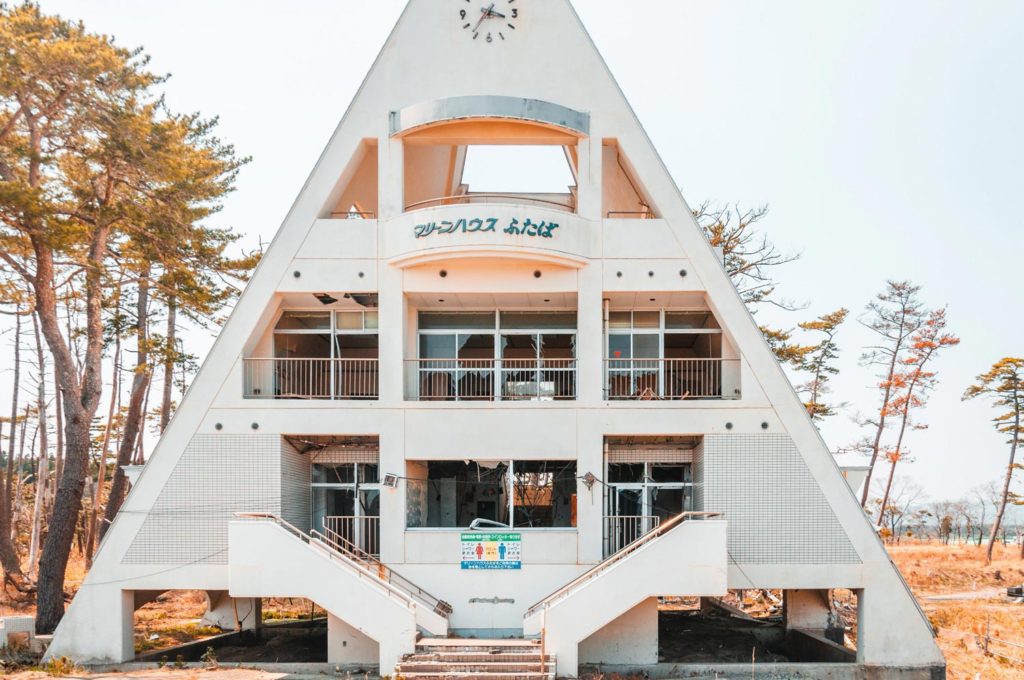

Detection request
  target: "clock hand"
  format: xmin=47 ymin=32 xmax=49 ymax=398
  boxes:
xmin=486 ymin=8 xmax=506 ymax=18
xmin=473 ymin=5 xmax=492 ymax=32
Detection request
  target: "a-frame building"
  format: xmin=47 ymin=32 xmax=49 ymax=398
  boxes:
xmin=47 ymin=2 xmax=945 ymax=677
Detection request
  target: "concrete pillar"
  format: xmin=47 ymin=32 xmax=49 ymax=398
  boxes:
xmin=578 ymin=597 xmax=658 ymax=667
xmin=327 ymin=613 xmax=379 ymax=665
xmin=378 ymin=425 xmax=405 ymax=563
xmin=856 ymin=570 xmax=944 ymax=667
xmin=201 ymin=591 xmax=261 ymax=631
xmin=575 ymin=134 xmax=603 ymax=221
xmin=575 ymin=263 xmax=604 ymax=406
xmin=44 ymin=586 xmax=134 ymax=663
xmin=783 ymin=588 xmax=831 ymax=632
xmin=576 ymin=416 xmax=605 ymax=564
xmin=378 ymin=136 xmax=404 ymax=221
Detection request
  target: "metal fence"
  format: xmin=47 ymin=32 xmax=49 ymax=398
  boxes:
xmin=410 ymin=359 xmax=577 ymax=401
xmin=243 ymin=358 xmax=379 ymax=400
xmin=605 ymin=358 xmax=735 ymax=400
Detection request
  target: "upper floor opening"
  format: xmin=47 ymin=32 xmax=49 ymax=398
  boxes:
xmin=402 ymin=120 xmax=580 ymax=215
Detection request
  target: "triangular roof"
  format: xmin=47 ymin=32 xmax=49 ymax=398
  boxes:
xmin=53 ymin=1 xmax=941 ymax=667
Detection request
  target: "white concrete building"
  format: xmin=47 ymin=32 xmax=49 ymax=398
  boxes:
xmin=47 ymin=2 xmax=945 ymax=678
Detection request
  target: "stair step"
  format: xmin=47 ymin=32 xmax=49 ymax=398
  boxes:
xmin=404 ymin=653 xmax=545 ymax=663
xmin=399 ymin=661 xmax=554 ymax=672
xmin=396 ymin=674 xmax=553 ymax=680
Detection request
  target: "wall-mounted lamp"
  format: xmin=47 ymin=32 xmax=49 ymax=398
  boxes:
xmin=582 ymin=472 xmax=597 ymax=490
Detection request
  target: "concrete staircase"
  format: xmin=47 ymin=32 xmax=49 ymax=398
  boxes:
xmin=395 ymin=638 xmax=555 ymax=680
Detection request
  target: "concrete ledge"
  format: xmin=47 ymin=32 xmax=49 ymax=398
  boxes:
xmin=83 ymin=662 xmax=380 ymax=676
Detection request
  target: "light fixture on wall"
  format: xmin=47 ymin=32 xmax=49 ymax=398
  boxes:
xmin=581 ymin=472 xmax=597 ymax=490
xmin=382 ymin=473 xmax=399 ymax=489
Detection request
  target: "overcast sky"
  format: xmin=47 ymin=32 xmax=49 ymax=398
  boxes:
xmin=7 ymin=1 xmax=1024 ymax=502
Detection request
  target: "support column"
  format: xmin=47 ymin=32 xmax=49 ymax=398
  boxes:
xmin=783 ymin=588 xmax=832 ymax=632
xmin=327 ymin=613 xmax=379 ymax=666
xmin=377 ymin=135 xmax=404 ymax=221
xmin=575 ymin=134 xmax=603 ymax=221
xmin=201 ymin=591 xmax=261 ymax=631
xmin=43 ymin=586 xmax=134 ymax=663
xmin=578 ymin=597 xmax=658 ymax=667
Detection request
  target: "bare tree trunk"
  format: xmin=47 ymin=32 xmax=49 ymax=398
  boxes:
xmin=53 ymin=381 xmax=63 ymax=491
xmin=160 ymin=293 xmax=177 ymax=433
xmin=86 ymin=332 xmax=120 ymax=566
xmin=0 ymin=311 xmax=27 ymax=587
xmin=100 ymin=270 xmax=151 ymax=539
xmin=35 ymin=226 xmax=111 ymax=633
xmin=28 ymin=313 xmax=50 ymax=578
xmin=986 ymin=391 xmax=1020 ymax=564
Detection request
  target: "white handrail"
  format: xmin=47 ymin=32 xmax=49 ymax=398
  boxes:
xmin=524 ymin=511 xmax=721 ymax=619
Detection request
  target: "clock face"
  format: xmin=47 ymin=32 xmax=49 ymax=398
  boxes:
xmin=459 ymin=1 xmax=520 ymax=43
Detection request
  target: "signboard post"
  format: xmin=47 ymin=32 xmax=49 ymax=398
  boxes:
xmin=460 ymin=533 xmax=522 ymax=570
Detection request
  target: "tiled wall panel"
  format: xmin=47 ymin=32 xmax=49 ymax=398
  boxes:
xmin=701 ymin=434 xmax=860 ymax=565
xmin=281 ymin=438 xmax=311 ymax=532
xmin=123 ymin=435 xmax=283 ymax=565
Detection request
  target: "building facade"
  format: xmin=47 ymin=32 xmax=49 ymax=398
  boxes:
xmin=47 ymin=2 xmax=945 ymax=677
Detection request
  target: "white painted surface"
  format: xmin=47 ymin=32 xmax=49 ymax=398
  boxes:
xmin=327 ymin=613 xmax=380 ymax=666
xmin=525 ymin=519 xmax=728 ymax=676
xmin=578 ymin=597 xmax=659 ymax=666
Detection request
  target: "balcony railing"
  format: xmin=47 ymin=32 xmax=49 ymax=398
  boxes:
xmin=324 ymin=515 xmax=380 ymax=558
xmin=605 ymin=358 xmax=739 ymax=400
xmin=408 ymin=359 xmax=577 ymax=401
xmin=603 ymin=515 xmax=661 ymax=558
xmin=243 ymin=358 xmax=379 ymax=400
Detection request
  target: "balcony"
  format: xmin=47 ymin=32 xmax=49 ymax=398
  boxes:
xmin=407 ymin=359 xmax=577 ymax=401
xmin=604 ymin=358 xmax=739 ymax=400
xmin=243 ymin=358 xmax=379 ymax=400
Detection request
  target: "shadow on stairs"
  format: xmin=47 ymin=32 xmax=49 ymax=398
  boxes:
xmin=396 ymin=638 xmax=555 ymax=679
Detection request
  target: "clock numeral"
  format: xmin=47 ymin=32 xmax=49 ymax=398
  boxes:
xmin=512 ymin=9 xmax=518 ymax=18
xmin=460 ymin=9 xmax=466 ymax=19
xmin=486 ymin=32 xmax=493 ymax=43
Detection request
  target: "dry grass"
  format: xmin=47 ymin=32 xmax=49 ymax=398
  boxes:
xmin=2 ymin=539 xmax=1022 ymax=677
xmin=890 ymin=541 xmax=1024 ymax=680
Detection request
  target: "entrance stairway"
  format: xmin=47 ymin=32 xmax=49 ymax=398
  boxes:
xmin=523 ymin=512 xmax=728 ymax=677
xmin=395 ymin=638 xmax=555 ymax=680
xmin=228 ymin=513 xmax=453 ymax=670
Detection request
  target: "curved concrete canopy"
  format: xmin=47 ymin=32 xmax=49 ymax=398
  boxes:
xmin=390 ymin=96 xmax=590 ymax=137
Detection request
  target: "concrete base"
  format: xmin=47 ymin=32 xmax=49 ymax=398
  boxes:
xmin=578 ymin=663 xmax=945 ymax=679
xmin=327 ymin=613 xmax=379 ymax=665
xmin=201 ymin=591 xmax=261 ymax=631
xmin=579 ymin=597 xmax=658 ymax=666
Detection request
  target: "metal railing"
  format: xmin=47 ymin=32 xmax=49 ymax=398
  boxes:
xmin=405 ymin=193 xmax=576 ymax=213
xmin=606 ymin=211 xmax=655 ymax=219
xmin=328 ymin=210 xmax=376 ymax=219
xmin=525 ymin=511 xmax=721 ymax=619
xmin=603 ymin=515 xmax=661 ymax=558
xmin=233 ymin=512 xmax=418 ymax=611
xmin=410 ymin=358 xmax=577 ymax=401
xmin=315 ymin=523 xmax=453 ymax=618
xmin=324 ymin=515 xmax=380 ymax=558
xmin=235 ymin=512 xmax=453 ymax=618
xmin=243 ymin=358 xmax=379 ymax=400
xmin=605 ymin=358 xmax=736 ymax=400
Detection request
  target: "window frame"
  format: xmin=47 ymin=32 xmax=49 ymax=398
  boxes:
xmin=406 ymin=458 xmax=578 ymax=531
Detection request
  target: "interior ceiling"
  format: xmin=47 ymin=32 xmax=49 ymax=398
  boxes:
xmin=605 ymin=292 xmax=707 ymax=309
xmin=606 ymin=435 xmax=702 ymax=450
xmin=276 ymin=293 xmax=378 ymax=310
xmin=407 ymin=292 xmax=578 ymax=309
xmin=284 ymin=435 xmax=379 ymax=454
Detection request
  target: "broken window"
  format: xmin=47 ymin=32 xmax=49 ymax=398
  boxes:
xmin=406 ymin=460 xmax=577 ymax=529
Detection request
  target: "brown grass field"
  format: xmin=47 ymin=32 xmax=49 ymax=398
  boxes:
xmin=2 ymin=540 xmax=1023 ymax=678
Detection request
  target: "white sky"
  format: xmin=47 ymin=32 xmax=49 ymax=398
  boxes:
xmin=4 ymin=1 xmax=1023 ymax=502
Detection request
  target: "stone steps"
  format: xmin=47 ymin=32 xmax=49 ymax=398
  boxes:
xmin=397 ymin=639 xmax=554 ymax=680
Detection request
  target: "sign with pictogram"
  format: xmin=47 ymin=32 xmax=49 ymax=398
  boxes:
xmin=460 ymin=533 xmax=522 ymax=570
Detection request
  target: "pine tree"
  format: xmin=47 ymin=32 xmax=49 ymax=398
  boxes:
xmin=795 ymin=308 xmax=849 ymax=421
xmin=963 ymin=358 xmax=1024 ymax=564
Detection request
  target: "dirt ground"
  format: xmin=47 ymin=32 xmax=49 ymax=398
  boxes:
xmin=2 ymin=540 xmax=1023 ymax=678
